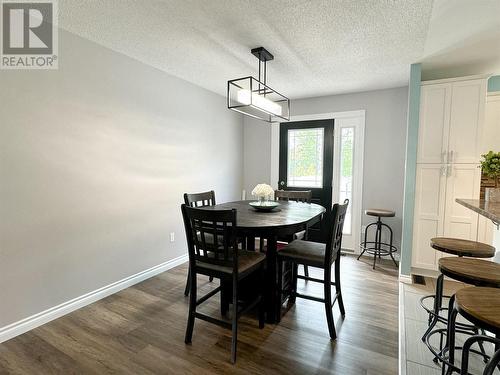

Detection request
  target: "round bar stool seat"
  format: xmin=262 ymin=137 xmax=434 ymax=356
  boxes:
xmin=438 ymin=258 xmax=500 ymax=288
xmin=443 ymin=287 xmax=500 ymax=375
xmin=364 ymin=209 xmax=395 ymax=218
xmin=431 ymin=237 xmax=495 ymax=258
xmin=455 ymin=287 xmax=500 ymax=333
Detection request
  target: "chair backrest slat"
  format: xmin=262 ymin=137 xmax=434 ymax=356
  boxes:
xmin=275 ymin=190 xmax=312 ymax=203
xmin=181 ymin=204 xmax=238 ymax=271
xmin=324 ymin=199 xmax=349 ymax=267
xmin=184 ymin=190 xmax=216 ymax=208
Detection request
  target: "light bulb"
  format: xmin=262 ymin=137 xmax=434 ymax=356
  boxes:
xmin=236 ymin=89 xmax=282 ymax=116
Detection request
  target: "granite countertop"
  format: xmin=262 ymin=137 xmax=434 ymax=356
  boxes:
xmin=456 ymin=199 xmax=500 ymax=225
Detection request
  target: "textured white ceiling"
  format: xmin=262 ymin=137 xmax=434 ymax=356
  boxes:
xmin=59 ymin=1 xmax=500 ymax=98
xmin=59 ymin=0 xmax=434 ymax=99
xmin=420 ymin=0 xmax=500 ymax=80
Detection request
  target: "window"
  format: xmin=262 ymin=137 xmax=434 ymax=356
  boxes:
xmin=287 ymin=128 xmax=324 ymax=188
xmin=339 ymin=127 xmax=354 ymax=234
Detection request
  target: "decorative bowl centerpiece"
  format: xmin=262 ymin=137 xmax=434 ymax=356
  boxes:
xmin=480 ymin=151 xmax=500 ymax=202
xmin=250 ymin=183 xmax=279 ymax=211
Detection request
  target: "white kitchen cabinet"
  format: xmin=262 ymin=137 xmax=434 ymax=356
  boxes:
xmin=475 ymin=93 xmax=500 ymax=248
xmin=477 ymin=215 xmax=494 ymax=246
xmin=412 ymin=164 xmax=447 ymax=270
xmin=417 ymin=78 xmax=486 ymax=165
xmin=443 ymin=164 xmax=481 ymax=239
xmin=417 ymin=84 xmax=451 ymax=164
xmin=411 ymin=76 xmax=487 ymax=273
xmin=448 ymin=80 xmax=486 ymax=164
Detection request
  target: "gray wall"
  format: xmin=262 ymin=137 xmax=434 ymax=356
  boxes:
xmin=243 ymin=118 xmax=272 ymax=195
xmin=0 ymin=30 xmax=243 ymax=328
xmin=243 ymin=87 xmax=409 ymax=248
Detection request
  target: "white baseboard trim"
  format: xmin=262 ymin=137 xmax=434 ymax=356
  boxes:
xmin=399 ymin=274 xmax=413 ymax=284
xmin=0 ymin=254 xmax=188 ymax=343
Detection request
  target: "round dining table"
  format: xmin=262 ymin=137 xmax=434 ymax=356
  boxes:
xmin=202 ymin=200 xmax=326 ymax=323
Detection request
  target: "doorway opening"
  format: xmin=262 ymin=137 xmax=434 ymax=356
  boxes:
xmin=273 ymin=110 xmax=365 ymax=251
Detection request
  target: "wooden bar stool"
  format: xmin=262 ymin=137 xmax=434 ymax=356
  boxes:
xmin=443 ymin=287 xmax=500 ymax=375
xmin=433 ymin=258 xmax=500 ymax=373
xmin=358 ymin=208 xmax=398 ymax=269
xmin=424 ymin=257 xmax=500 ymax=363
xmin=421 ymin=238 xmax=495 ymax=347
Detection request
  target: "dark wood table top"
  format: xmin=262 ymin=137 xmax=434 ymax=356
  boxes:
xmin=431 ymin=237 xmax=495 ymax=258
xmin=202 ymin=200 xmax=326 ymax=229
xmin=438 ymin=257 xmax=500 ymax=287
xmin=455 ymin=287 xmax=500 ymax=334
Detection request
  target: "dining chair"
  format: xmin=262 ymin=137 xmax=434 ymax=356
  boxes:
xmin=274 ymin=189 xmax=313 ymax=278
xmin=183 ymin=191 xmax=217 ymax=296
xmin=276 ymin=199 xmax=349 ymax=340
xmin=182 ymin=204 xmax=266 ymax=363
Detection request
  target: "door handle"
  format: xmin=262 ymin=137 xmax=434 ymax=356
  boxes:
xmin=449 ymin=150 xmax=454 ymax=163
xmin=279 ymin=180 xmax=285 ymax=187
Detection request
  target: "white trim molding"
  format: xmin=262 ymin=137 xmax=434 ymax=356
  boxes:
xmin=0 ymin=254 xmax=188 ymax=343
xmin=421 ymin=73 xmax=491 ymax=86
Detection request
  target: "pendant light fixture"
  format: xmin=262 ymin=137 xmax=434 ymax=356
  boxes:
xmin=227 ymin=47 xmax=290 ymax=122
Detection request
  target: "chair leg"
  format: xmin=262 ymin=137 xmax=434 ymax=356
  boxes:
xmin=220 ymin=279 xmax=229 ymax=316
xmin=373 ymin=221 xmax=381 ymax=269
xmin=258 ymin=266 xmax=265 ymax=329
xmin=483 ymin=348 xmax=500 ymax=375
xmin=230 ymin=274 xmax=238 ymax=364
xmin=324 ymin=268 xmax=336 ymax=340
xmin=442 ymin=296 xmax=458 ymax=375
xmin=184 ymin=268 xmax=191 ymax=296
xmin=289 ymin=262 xmax=298 ymax=305
xmin=304 ymin=265 xmax=309 ymax=278
xmin=276 ymin=259 xmax=283 ymax=323
xmin=184 ymin=268 xmax=196 ymax=344
xmin=334 ymin=260 xmax=345 ymax=317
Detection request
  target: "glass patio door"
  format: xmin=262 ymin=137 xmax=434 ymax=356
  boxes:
xmin=332 ymin=115 xmax=364 ymax=251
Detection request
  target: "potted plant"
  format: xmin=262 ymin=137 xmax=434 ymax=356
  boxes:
xmin=480 ymin=151 xmax=500 ymax=202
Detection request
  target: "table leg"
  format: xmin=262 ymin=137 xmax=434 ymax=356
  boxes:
xmin=247 ymin=236 xmax=256 ymax=251
xmin=266 ymin=234 xmax=278 ymax=323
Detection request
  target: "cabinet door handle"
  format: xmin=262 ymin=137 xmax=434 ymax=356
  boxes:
xmin=447 ymin=165 xmax=452 ymax=177
xmin=449 ymin=150 xmax=454 ymax=163
xmin=441 ymin=166 xmax=447 ymax=176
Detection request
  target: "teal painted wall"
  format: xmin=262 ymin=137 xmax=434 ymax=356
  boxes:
xmin=400 ymin=63 xmax=422 ymax=277
xmin=488 ymin=75 xmax=500 ymax=92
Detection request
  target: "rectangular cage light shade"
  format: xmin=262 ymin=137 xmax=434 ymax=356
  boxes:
xmin=227 ymin=77 xmax=290 ymax=122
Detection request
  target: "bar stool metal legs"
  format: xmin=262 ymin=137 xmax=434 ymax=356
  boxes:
xmin=460 ymin=335 xmax=500 ymax=375
xmin=421 ymin=274 xmax=445 ymax=343
xmin=358 ymin=216 xmax=398 ymax=269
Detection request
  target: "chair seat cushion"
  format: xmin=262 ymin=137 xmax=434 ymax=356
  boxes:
xmin=278 ymin=240 xmax=326 ymax=268
xmin=365 ymin=208 xmax=395 ymax=217
xmin=196 ymin=250 xmax=266 ymax=276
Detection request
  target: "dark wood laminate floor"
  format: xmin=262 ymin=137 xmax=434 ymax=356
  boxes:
xmin=0 ymin=255 xmax=399 ymax=374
